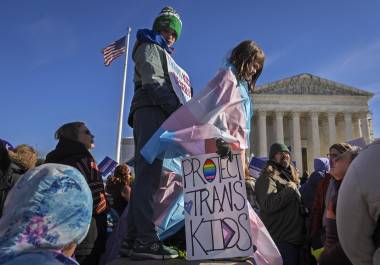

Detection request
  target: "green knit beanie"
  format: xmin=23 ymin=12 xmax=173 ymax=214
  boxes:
xmin=153 ymin=6 xmax=182 ymax=40
xmin=269 ymin=143 xmax=290 ymax=159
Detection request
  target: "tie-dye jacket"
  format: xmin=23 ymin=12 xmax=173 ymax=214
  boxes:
xmin=0 ymin=164 xmax=92 ymax=265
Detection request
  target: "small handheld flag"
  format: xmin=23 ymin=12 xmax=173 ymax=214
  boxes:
xmin=98 ymin=156 xmax=118 ymax=180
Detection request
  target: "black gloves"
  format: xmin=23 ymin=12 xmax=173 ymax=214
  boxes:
xmin=216 ymin=138 xmax=232 ymax=161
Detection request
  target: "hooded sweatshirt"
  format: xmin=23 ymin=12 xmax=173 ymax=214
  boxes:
xmin=0 ymin=164 xmax=92 ymax=265
xmin=45 ymin=138 xmax=107 ymax=215
xmin=300 ymin=157 xmax=330 ymax=211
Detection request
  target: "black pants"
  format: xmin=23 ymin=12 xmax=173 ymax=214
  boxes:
xmin=319 ymin=243 xmax=352 ymax=265
xmin=125 ymin=106 xmax=167 ymax=245
xmin=277 ymin=243 xmax=302 ymax=265
xmin=75 ymin=213 xmax=107 ymax=265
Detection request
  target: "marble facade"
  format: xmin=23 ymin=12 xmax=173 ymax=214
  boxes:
xmin=250 ymin=73 xmax=374 ymax=173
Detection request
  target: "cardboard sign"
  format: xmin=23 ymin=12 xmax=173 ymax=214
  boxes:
xmin=165 ymin=52 xmax=192 ymax=104
xmin=182 ymin=153 xmax=253 ymax=260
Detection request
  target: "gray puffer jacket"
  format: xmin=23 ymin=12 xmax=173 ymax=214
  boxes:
xmin=128 ymin=41 xmax=180 ymax=127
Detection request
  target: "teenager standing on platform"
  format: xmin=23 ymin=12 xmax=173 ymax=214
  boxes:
xmin=119 ymin=6 xmax=185 ymax=260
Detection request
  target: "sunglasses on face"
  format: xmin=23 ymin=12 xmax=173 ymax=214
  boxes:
xmin=81 ymin=129 xmax=92 ymax=136
xmin=328 ymin=152 xmax=346 ymax=162
xmin=327 ymin=153 xmax=339 ymax=159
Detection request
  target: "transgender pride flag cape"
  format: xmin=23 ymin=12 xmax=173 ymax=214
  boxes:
xmin=141 ymin=65 xmax=252 ymax=163
xmin=101 ymin=165 xmax=282 ymax=265
xmin=138 ymin=65 xmax=282 ymax=265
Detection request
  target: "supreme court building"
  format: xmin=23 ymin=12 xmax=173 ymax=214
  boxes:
xmin=250 ymin=73 xmax=374 ymax=173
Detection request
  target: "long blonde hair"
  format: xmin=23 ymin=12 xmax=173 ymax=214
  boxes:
xmin=8 ymin=144 xmax=37 ymax=170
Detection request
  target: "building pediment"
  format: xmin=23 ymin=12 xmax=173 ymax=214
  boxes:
xmin=254 ymin=73 xmax=374 ymax=97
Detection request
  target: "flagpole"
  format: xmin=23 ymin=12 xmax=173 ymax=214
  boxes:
xmin=115 ymin=26 xmax=132 ymax=163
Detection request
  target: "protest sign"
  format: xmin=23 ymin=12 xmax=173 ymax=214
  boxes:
xmin=166 ymin=52 xmax=192 ymax=104
xmin=182 ymin=152 xmax=253 ymax=260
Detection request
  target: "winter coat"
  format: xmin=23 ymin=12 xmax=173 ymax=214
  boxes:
xmin=337 ymin=140 xmax=380 ymax=265
xmin=0 ymin=164 xmax=92 ymax=265
xmin=255 ymin=160 xmax=305 ymax=245
xmin=45 ymin=139 xmax=108 ymax=258
xmin=319 ymin=176 xmax=351 ymax=264
xmin=0 ymin=156 xmax=32 ymax=217
xmin=45 ymin=138 xmax=108 ymax=215
xmin=105 ymin=176 xmax=130 ymax=216
xmin=309 ymin=172 xmax=332 ymax=242
xmin=245 ymin=176 xmax=260 ymax=211
xmin=127 ymin=40 xmax=180 ymax=127
xmin=300 ymin=158 xmax=330 ymax=213
xmin=300 ymin=158 xmax=329 ymax=250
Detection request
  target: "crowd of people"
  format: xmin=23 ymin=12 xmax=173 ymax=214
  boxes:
xmin=0 ymin=5 xmax=379 ymax=265
xmin=247 ymin=141 xmax=380 ymax=265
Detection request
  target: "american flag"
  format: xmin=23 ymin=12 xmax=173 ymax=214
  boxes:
xmin=102 ymin=36 xmax=126 ymax=66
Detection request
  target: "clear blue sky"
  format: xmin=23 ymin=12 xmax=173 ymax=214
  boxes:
xmin=1 ymin=0 xmax=379 ymax=161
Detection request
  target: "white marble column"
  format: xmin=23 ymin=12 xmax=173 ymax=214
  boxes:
xmin=344 ymin=112 xmax=353 ymax=141
xmin=353 ymin=116 xmax=362 ymax=138
xmin=368 ymin=113 xmax=374 ymax=143
xmin=258 ymin=111 xmax=267 ymax=157
xmin=327 ymin=113 xmax=336 ymax=147
xmin=275 ymin=111 xmax=284 ymax=143
xmin=360 ymin=113 xmax=370 ymax=143
xmin=310 ymin=112 xmax=321 ymax=158
xmin=291 ymin=112 xmax=302 ymax=174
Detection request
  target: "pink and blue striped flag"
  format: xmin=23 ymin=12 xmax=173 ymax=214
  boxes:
xmin=102 ymin=66 xmax=282 ymax=265
xmin=141 ymin=66 xmax=252 ymax=164
xmin=138 ymin=65 xmax=282 ymax=265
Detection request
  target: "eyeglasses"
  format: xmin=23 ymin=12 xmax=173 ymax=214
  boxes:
xmin=326 ymin=153 xmax=339 ymax=159
xmin=333 ymin=154 xmax=345 ymax=162
xmin=80 ymin=129 xmax=92 ymax=136
xmin=327 ymin=152 xmax=345 ymax=162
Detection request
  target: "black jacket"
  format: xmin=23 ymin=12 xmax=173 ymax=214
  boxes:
xmin=0 ymin=163 xmax=25 ymax=217
xmin=45 ymin=138 xmax=108 ymax=215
